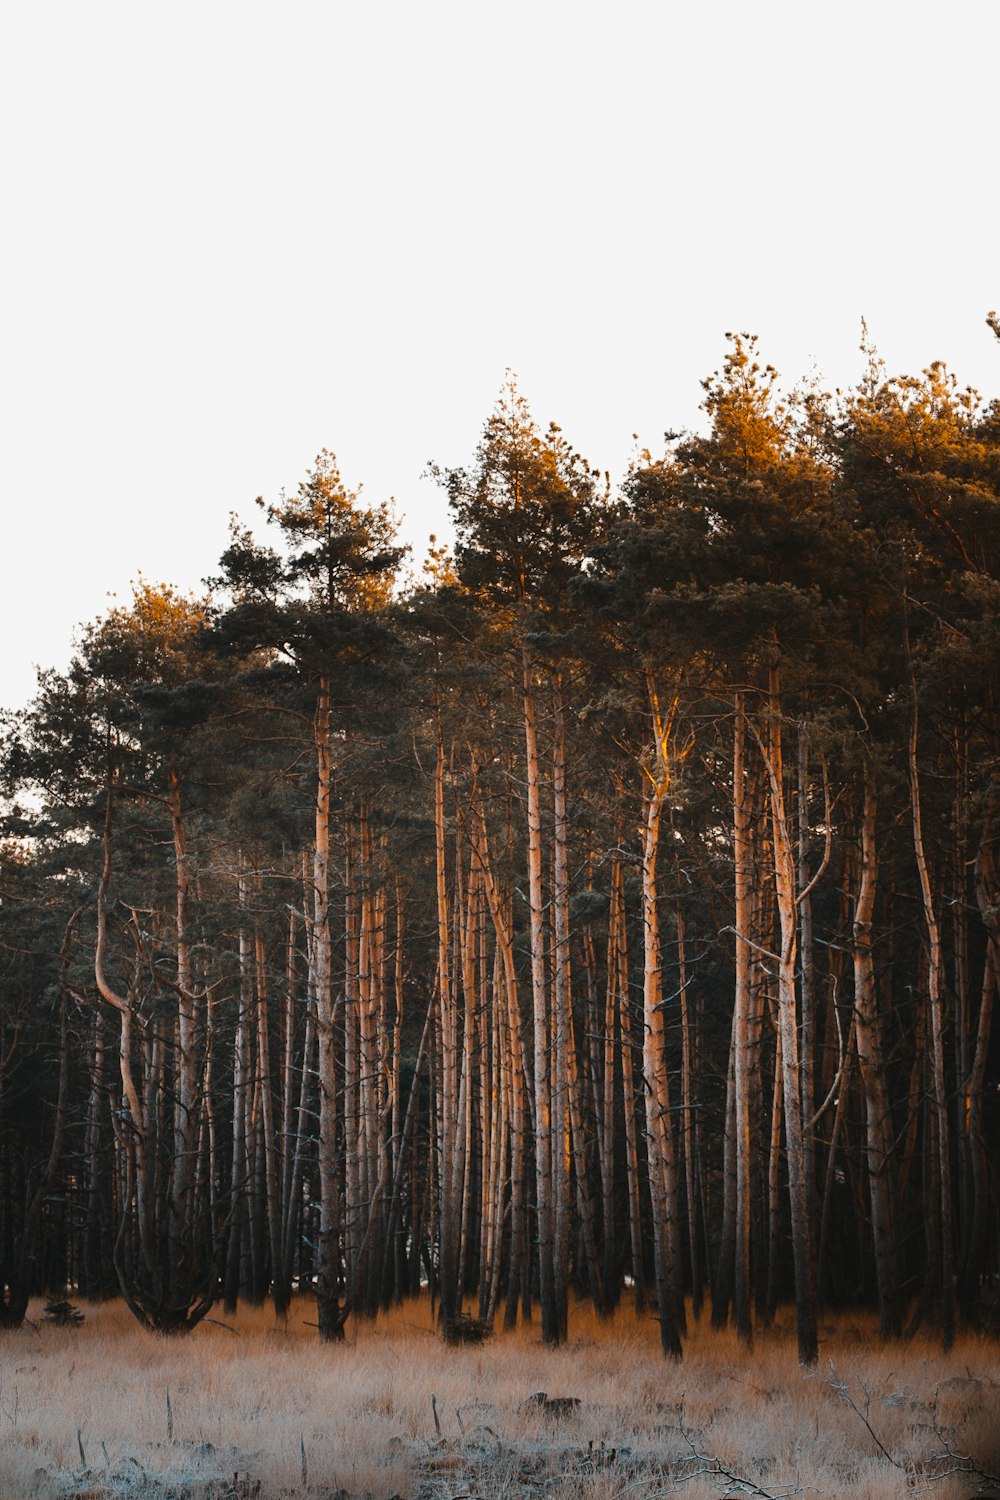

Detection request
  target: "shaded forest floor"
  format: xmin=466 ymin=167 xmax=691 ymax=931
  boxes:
xmin=1 ymin=1296 xmax=998 ymax=1500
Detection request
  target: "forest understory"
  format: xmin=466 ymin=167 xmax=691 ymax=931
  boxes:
xmin=2 ymin=1296 xmax=998 ymax=1500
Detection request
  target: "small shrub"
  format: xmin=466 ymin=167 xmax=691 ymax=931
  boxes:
xmin=441 ymin=1312 xmax=490 ymax=1345
xmin=43 ymin=1298 xmax=84 ymax=1327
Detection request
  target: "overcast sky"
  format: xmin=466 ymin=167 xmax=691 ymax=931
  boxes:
xmin=1 ymin=0 xmax=997 ymax=712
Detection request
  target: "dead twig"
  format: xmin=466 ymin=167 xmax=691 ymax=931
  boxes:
xmin=614 ymin=1424 xmax=803 ymax=1499
xmin=826 ymin=1362 xmax=902 ymax=1468
xmin=828 ymin=1363 xmax=1000 ymax=1493
xmin=672 ymin=1427 xmax=804 ymax=1497
xmin=914 ymin=1406 xmax=1000 ymax=1493
xmin=202 ymin=1316 xmax=238 ymax=1334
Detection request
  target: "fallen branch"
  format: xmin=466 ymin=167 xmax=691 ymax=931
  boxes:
xmin=916 ymin=1408 xmax=1000 ymax=1493
xmin=671 ymin=1428 xmax=805 ymax=1498
xmin=827 ymin=1362 xmax=1000 ymax=1493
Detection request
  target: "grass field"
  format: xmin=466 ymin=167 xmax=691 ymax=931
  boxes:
xmin=0 ymin=1296 xmax=997 ymax=1499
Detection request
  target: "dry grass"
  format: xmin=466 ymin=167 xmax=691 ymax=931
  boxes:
xmin=0 ymin=1295 xmax=997 ymax=1499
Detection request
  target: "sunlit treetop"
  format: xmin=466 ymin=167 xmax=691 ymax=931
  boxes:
xmin=81 ymin=580 xmax=209 ymax=691
xmin=698 ymin=332 xmax=792 ymax=479
xmin=434 ymin=375 xmax=609 ymax=616
xmin=260 ymin=449 xmax=404 ymax=613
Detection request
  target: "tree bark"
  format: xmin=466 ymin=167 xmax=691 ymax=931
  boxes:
xmin=760 ymin=669 xmax=818 ymax=1365
xmin=909 ymin=690 xmax=955 ymax=1350
xmin=852 ymin=761 xmax=901 ymax=1337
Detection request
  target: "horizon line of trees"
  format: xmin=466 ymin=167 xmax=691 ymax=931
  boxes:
xmin=1 ymin=332 xmax=998 ymax=1365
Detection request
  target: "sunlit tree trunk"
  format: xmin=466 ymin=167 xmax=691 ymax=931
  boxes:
xmin=522 ymin=641 xmax=557 ymax=1342
xmin=761 ymin=667 xmax=818 ymax=1365
xmin=640 ymin=671 xmax=683 ymax=1358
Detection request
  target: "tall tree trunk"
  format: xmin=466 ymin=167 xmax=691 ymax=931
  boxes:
xmin=909 ymin=691 xmax=955 ymax=1350
xmin=225 ymin=875 xmax=251 ymax=1311
xmin=852 ymin=762 xmax=901 ymax=1337
xmin=522 ymin=640 xmax=557 ymax=1342
xmin=313 ymin=674 xmax=344 ymax=1341
xmin=764 ymin=1017 xmax=783 ymax=1325
xmin=434 ymin=723 xmax=460 ymax=1323
xmin=797 ymin=731 xmax=817 ymax=1232
xmin=963 ymin=822 xmax=998 ymax=1321
xmin=617 ymin=886 xmax=647 ymax=1317
xmin=760 ymin=668 xmax=818 ymax=1365
xmin=640 ymin=671 xmax=684 ymax=1357
xmin=470 ymin=796 xmax=528 ymax=1331
xmin=551 ymin=672 xmax=572 ymax=1338
xmin=254 ymin=931 xmax=285 ymax=1319
xmin=712 ymin=1020 xmax=736 ymax=1329
xmin=732 ymin=692 xmax=753 ymax=1344
xmin=676 ymin=898 xmax=702 ymax=1321
xmin=165 ymin=768 xmax=209 ymax=1328
xmin=82 ymin=1007 xmax=108 ymax=1300
xmin=1 ymin=915 xmax=75 ymax=1327
xmin=602 ymin=855 xmax=624 ymax=1310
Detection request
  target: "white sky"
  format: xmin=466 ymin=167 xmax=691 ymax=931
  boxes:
xmin=1 ymin=0 xmax=997 ymax=712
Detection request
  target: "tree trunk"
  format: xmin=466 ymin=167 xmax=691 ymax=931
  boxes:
xmin=313 ymin=674 xmax=344 ymax=1341
xmin=551 ymin=672 xmax=572 ymax=1338
xmin=522 ymin=640 xmax=557 ymax=1343
xmin=761 ymin=669 xmax=818 ymax=1365
xmin=963 ymin=822 xmax=998 ymax=1321
xmin=640 ymin=671 xmax=684 ymax=1358
xmin=909 ymin=691 xmax=955 ymax=1350
xmin=732 ymin=692 xmax=753 ymax=1344
xmin=852 ymin=762 xmax=901 ymax=1337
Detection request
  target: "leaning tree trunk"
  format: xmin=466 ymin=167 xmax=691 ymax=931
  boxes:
xmin=95 ymin=784 xmax=193 ymax=1332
